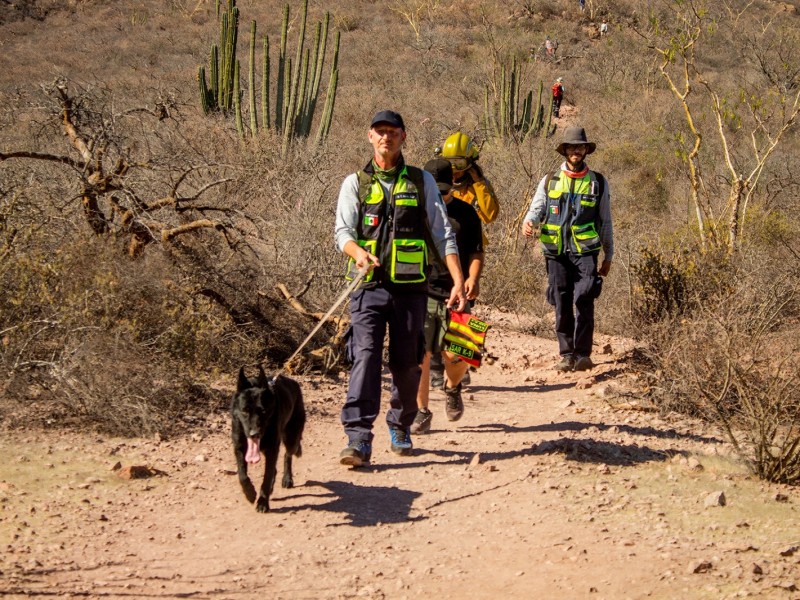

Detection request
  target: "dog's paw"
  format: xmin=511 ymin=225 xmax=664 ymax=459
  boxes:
xmin=282 ymin=474 xmax=294 ymax=489
xmin=255 ymin=497 xmax=270 ymax=513
xmin=242 ymin=480 xmax=257 ymax=504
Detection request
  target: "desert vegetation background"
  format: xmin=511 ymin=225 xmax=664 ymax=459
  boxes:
xmin=1 ymin=0 xmax=800 ymax=482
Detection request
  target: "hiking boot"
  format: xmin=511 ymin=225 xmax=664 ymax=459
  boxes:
xmin=444 ymin=382 xmax=464 ymax=422
xmin=410 ymin=408 xmax=433 ymax=435
xmin=340 ymin=440 xmax=372 ymax=467
xmin=554 ymin=355 xmax=575 ymax=372
xmin=388 ymin=426 xmax=413 ymax=456
xmin=573 ymin=356 xmax=594 ymax=371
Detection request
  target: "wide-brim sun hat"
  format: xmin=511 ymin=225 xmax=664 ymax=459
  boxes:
xmin=556 ymin=126 xmax=596 ymax=156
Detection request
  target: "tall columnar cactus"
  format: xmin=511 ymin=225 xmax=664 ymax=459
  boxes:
xmin=484 ymin=57 xmax=553 ymax=142
xmin=198 ymin=0 xmax=239 ymax=115
xmin=199 ymin=0 xmax=340 ymax=148
xmin=314 ymin=31 xmax=339 ymax=146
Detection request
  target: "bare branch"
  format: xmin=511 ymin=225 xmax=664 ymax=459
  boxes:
xmin=161 ymin=219 xmax=221 ymax=242
xmin=0 ymin=150 xmax=83 ymax=170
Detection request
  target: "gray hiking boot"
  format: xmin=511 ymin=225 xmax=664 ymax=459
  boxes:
xmin=554 ymin=355 xmax=575 ymax=372
xmin=444 ymin=382 xmax=464 ymax=422
xmin=411 ymin=408 xmax=433 ymax=434
xmin=340 ymin=440 xmax=372 ymax=467
xmin=573 ymin=356 xmax=594 ymax=371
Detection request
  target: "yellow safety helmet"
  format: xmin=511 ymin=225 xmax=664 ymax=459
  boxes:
xmin=438 ymin=131 xmax=479 ymax=170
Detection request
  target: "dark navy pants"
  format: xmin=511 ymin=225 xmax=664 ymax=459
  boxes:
xmin=546 ymin=253 xmax=598 ymax=358
xmin=553 ymin=96 xmax=562 ymax=117
xmin=342 ymin=286 xmax=426 ymax=443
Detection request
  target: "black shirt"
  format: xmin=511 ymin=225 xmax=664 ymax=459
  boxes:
xmin=428 ymin=198 xmax=484 ymax=300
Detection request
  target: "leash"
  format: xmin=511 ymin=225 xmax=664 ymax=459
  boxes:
xmin=274 ymin=266 xmax=368 ymax=379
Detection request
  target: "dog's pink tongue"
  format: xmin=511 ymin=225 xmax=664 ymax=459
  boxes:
xmin=245 ymin=437 xmax=261 ymax=464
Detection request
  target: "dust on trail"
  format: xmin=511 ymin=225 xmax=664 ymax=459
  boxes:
xmin=2 ymin=316 xmax=800 ymax=600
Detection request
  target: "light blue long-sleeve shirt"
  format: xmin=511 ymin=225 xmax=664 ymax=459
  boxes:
xmin=524 ymin=162 xmax=614 ymax=261
xmin=334 ymin=168 xmax=458 ymax=259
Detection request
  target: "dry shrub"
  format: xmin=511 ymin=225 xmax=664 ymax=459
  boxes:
xmin=35 ymin=331 xmax=207 ymax=436
xmin=0 ymin=223 xmax=320 ymax=435
xmin=632 ymin=245 xmax=800 ymax=483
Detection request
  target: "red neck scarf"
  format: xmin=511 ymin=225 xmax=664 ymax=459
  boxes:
xmin=563 ymin=164 xmax=589 ymax=178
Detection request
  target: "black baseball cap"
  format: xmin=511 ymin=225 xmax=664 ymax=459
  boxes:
xmin=370 ymin=110 xmax=405 ymax=130
xmin=424 ymin=158 xmax=453 ymax=193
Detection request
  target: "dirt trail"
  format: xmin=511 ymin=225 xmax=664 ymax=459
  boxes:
xmin=2 ymin=313 xmax=800 ymax=600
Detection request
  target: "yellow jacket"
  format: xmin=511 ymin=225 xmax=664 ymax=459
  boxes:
xmin=452 ymin=176 xmax=498 ymax=246
xmin=452 ymin=178 xmax=499 ymax=224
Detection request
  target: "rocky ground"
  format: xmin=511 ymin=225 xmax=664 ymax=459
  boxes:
xmin=2 ymin=311 xmax=800 ymax=599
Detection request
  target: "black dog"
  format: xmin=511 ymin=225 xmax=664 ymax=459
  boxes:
xmin=231 ymin=366 xmax=305 ymax=513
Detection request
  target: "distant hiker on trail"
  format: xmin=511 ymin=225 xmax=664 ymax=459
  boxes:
xmin=545 ymin=36 xmax=554 ymax=57
xmin=334 ymin=110 xmax=467 ymax=467
xmin=522 ymin=126 xmax=614 ymax=373
xmin=432 ymin=130 xmax=498 ymax=389
xmin=552 ymin=77 xmax=565 ymax=118
xmin=600 ymin=19 xmax=609 ymax=35
xmin=412 ymin=159 xmax=484 ymax=435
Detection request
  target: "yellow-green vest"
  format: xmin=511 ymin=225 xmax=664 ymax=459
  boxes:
xmin=346 ymin=162 xmax=430 ymax=289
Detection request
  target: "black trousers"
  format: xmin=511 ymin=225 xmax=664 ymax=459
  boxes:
xmin=342 ymin=287 xmax=426 ymax=442
xmin=546 ymin=254 xmax=599 ymax=358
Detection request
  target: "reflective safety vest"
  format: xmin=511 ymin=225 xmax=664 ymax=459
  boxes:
xmin=345 ymin=162 xmax=431 ymax=289
xmin=539 ymin=170 xmax=605 ymax=257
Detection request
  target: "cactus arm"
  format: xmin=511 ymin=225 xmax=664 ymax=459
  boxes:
xmin=248 ymin=20 xmax=257 ymax=136
xmin=262 ymin=35 xmax=270 ymax=131
xmin=275 ymin=3 xmax=289 ymax=130
xmin=234 ymin=60 xmax=245 ymax=139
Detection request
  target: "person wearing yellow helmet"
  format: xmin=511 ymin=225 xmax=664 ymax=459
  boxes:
xmin=430 ymin=131 xmax=498 ymax=390
xmin=438 ymin=131 xmax=499 ymax=227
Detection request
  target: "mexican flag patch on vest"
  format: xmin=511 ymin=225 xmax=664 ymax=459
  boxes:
xmin=444 ymin=312 xmax=491 ymax=367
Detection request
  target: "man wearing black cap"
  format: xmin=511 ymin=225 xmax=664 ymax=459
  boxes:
xmin=334 ymin=110 xmax=467 ymax=466
xmin=522 ymin=126 xmax=614 ymax=372
xmin=412 ymin=158 xmax=484 ymax=433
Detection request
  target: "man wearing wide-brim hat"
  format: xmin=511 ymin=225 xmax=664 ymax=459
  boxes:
xmin=522 ymin=126 xmax=614 ymax=372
